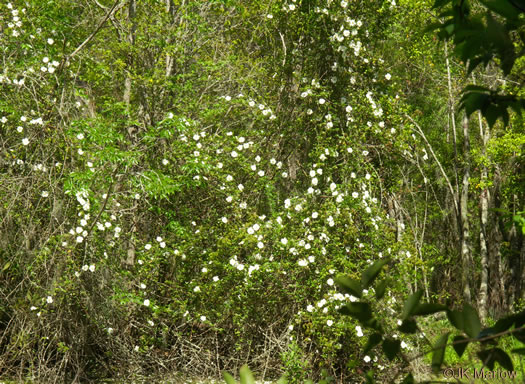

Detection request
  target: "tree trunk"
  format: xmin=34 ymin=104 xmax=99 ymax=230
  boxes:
xmin=477 ymin=113 xmax=490 ymax=320
xmin=460 ymin=115 xmax=472 ymax=303
xmin=123 ymin=0 xmax=136 ymax=104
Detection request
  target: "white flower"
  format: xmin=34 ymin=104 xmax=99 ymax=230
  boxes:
xmin=311 ymin=177 xmax=318 ymax=186
xmin=22 ymin=138 xmax=29 ymax=146
xmin=30 ymin=306 xmax=37 ymax=311
xmin=308 ymin=256 xmax=315 ymax=263
xmin=307 ymin=305 xmax=314 ymax=312
xmin=134 ymin=346 xmax=139 ymax=352
xmin=385 ymin=73 xmax=391 ymax=80
xmin=47 ymin=38 xmax=54 ymax=45
xmin=231 ymin=151 xmax=238 ymax=158
xmin=281 ymin=238 xmax=288 ymax=245
xmin=257 ymin=242 xmax=264 ymax=249
xmin=200 ymin=315 xmax=206 ymax=322
xmin=327 ymin=320 xmax=333 ymax=326
xmin=143 ymin=299 xmax=150 ymax=307
xmin=159 ymin=241 xmax=166 ymax=248
xmin=221 ymin=217 xmax=228 ymax=224
xmin=46 ymin=296 xmax=53 ymax=304
xmin=356 ymin=326 xmax=364 ymax=337
xmin=17 ymin=126 xmax=23 ymax=133
xmin=162 ymin=159 xmax=169 ymax=165
xmin=401 ymin=341 xmax=408 ymax=349
xmin=364 ymin=355 xmax=371 ymax=363
xmin=289 ymin=4 xmax=295 ymax=10
xmin=145 ymin=243 xmax=152 ymax=250
xmin=41 ymin=191 xmax=49 ymax=197
xmin=318 ymin=98 xmax=326 ymax=105
xmin=312 ymin=212 xmax=319 ymax=219
xmin=213 ymin=276 xmax=219 ymax=282
xmin=298 ymin=259 xmax=308 ymax=267
xmin=76 ymin=236 xmax=84 ymax=243
xmin=327 ymin=278 xmax=334 ymax=286
xmin=352 ymin=192 xmax=359 ymax=198
xmin=194 ymin=286 xmax=201 ymax=292
xmin=89 ymin=264 xmax=95 ymax=272
xmin=140 ymin=283 xmax=146 ymax=289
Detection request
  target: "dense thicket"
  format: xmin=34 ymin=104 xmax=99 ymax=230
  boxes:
xmin=0 ymin=0 xmax=523 ymax=383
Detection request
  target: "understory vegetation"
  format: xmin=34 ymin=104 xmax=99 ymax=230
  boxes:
xmin=0 ymin=0 xmax=524 ymax=383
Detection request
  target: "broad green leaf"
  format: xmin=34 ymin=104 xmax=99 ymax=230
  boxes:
xmin=480 ymin=0 xmax=522 ymax=21
xmin=375 ymin=279 xmax=387 ymax=300
xmin=382 ymin=338 xmax=401 ymax=360
xmin=447 ymin=309 xmax=464 ymax=331
xmin=452 ymin=335 xmax=469 ymax=357
xmin=362 ymin=259 xmax=389 ymax=288
xmin=399 ymin=319 xmax=418 ymax=334
xmin=493 ymin=349 xmax=514 ymax=371
xmin=339 ymin=302 xmax=373 ymax=323
xmin=364 ymin=370 xmax=375 ymax=384
xmin=477 ymin=348 xmax=513 ymax=371
xmin=412 ymin=303 xmax=448 ymax=316
xmin=364 ymin=333 xmax=383 ymax=354
xmin=463 ymin=304 xmax=481 ymax=338
xmin=433 ymin=0 xmax=452 ymax=9
xmin=479 ymin=313 xmax=516 ymax=336
xmin=335 ymin=276 xmax=362 ymax=298
xmin=432 ymin=333 xmax=449 ymax=373
xmin=223 ymin=372 xmax=237 ymax=384
xmin=401 ymin=291 xmax=423 ymax=320
xmin=511 ymin=348 xmax=525 ymax=356
xmin=239 ymin=365 xmax=255 ymax=384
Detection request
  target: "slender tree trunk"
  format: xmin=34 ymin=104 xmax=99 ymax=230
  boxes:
xmin=477 ymin=111 xmax=490 ymax=319
xmin=123 ymin=0 xmax=136 ymax=104
xmin=460 ymin=115 xmax=472 ymax=302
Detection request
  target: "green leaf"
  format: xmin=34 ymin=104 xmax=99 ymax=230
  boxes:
xmin=479 ymin=0 xmax=522 ymax=20
xmin=364 ymin=370 xmax=375 ymax=384
xmin=452 ymin=335 xmax=469 ymax=357
xmin=494 ymin=349 xmax=514 ymax=371
xmin=477 ymin=348 xmax=513 ymax=371
xmin=511 ymin=348 xmax=525 ymax=356
xmin=2 ymin=261 xmax=10 ymax=272
xmin=362 ymin=259 xmax=389 ymax=289
xmin=401 ymin=291 xmax=423 ymax=320
xmin=433 ymin=0 xmax=452 ymax=8
xmin=399 ymin=319 xmax=418 ymax=334
xmin=477 ymin=349 xmax=496 ymax=370
xmin=339 ymin=302 xmax=373 ymax=323
xmin=239 ymin=365 xmax=255 ymax=384
xmin=375 ymin=279 xmax=387 ymax=300
xmin=432 ymin=333 xmax=449 ymax=373
xmin=382 ymin=338 xmax=401 ymax=360
xmin=364 ymin=333 xmax=383 ymax=354
xmin=463 ymin=304 xmax=481 ymax=338
xmin=447 ymin=309 xmax=464 ymax=331
xmin=223 ymin=372 xmax=237 ymax=384
xmin=400 ymin=373 xmax=415 ymax=384
xmin=412 ymin=303 xmax=448 ymax=316
xmin=335 ymin=276 xmax=362 ymax=298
